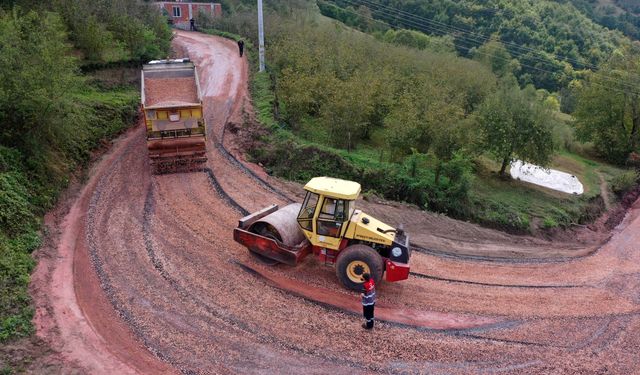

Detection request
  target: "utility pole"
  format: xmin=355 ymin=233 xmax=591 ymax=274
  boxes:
xmin=257 ymin=0 xmax=265 ymax=72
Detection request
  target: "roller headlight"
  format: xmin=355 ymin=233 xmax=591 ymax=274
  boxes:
xmin=391 ymin=247 xmax=402 ymax=258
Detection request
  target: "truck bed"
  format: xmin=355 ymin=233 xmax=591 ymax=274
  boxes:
xmin=143 ymin=77 xmax=199 ymax=108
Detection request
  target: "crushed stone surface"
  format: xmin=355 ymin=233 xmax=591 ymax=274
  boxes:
xmin=144 ymin=77 xmax=199 ymax=107
xmin=30 ymin=30 xmax=640 ymax=374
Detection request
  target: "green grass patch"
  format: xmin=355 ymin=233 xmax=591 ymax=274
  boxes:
xmin=251 ymin=71 xmax=279 ymax=130
xmin=469 ymin=150 xmax=629 ymax=232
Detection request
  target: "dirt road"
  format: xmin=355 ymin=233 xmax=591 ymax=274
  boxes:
xmin=31 ymin=30 xmax=640 ymax=374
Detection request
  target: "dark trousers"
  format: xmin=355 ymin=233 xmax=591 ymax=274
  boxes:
xmin=363 ymin=304 xmax=375 ymax=328
xmin=239 ymin=47 xmax=244 ymax=57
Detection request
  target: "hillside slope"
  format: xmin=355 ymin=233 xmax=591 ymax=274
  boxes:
xmin=567 ymin=0 xmax=640 ymax=40
xmin=320 ymin=0 xmax=630 ymax=91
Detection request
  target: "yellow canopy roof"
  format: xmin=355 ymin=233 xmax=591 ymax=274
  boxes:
xmin=304 ymin=177 xmax=361 ymax=200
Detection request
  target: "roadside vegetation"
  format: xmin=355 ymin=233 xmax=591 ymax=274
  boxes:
xmin=210 ymin=2 xmax=637 ymax=234
xmin=0 ymin=1 xmax=170 ymax=346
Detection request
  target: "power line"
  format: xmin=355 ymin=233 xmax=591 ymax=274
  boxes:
xmin=343 ymin=0 xmax=608 ymax=72
xmin=343 ymin=0 xmax=636 ymax=78
xmin=354 ymin=0 xmax=640 ymax=84
xmin=319 ymin=0 xmax=640 ymax=96
xmin=328 ymin=0 xmax=640 ymax=92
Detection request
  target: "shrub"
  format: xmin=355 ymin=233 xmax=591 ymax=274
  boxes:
xmin=543 ymin=217 xmax=558 ymax=229
xmin=0 ymin=173 xmax=35 ymax=235
xmin=611 ymin=170 xmax=639 ymax=195
xmin=0 ymin=231 xmax=39 ymax=341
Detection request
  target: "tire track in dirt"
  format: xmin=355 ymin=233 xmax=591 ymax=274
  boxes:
xmin=143 ymin=180 xmax=371 ymax=373
xmin=408 ymin=271 xmax=586 ymax=289
xmin=153 ymin=169 xmax=521 ymax=371
xmin=34 ymin=30 xmax=640 ymax=375
xmin=145 ymin=146 xmax=553 ymax=372
xmin=196 ymin=139 xmax=639 ymax=373
xmin=409 ymin=243 xmax=600 ymax=264
xmin=172 ymin=31 xmax=640 ymax=373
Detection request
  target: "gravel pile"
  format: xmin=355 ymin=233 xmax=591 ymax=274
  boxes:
xmin=144 ymin=77 xmax=199 ymax=107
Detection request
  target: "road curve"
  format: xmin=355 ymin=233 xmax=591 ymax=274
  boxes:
xmin=31 ymin=31 xmax=640 ymax=374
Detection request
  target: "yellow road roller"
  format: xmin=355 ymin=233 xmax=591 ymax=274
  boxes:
xmin=233 ymin=177 xmax=411 ymax=290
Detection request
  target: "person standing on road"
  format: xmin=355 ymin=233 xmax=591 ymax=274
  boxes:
xmin=190 ymin=18 xmax=196 ymax=31
xmin=361 ymin=273 xmax=376 ymax=330
xmin=237 ymin=39 xmax=244 ymax=57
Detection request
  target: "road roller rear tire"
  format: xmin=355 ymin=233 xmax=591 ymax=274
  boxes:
xmin=336 ymin=244 xmax=383 ymax=291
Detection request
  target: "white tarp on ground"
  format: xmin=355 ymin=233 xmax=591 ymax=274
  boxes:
xmin=510 ymin=160 xmax=584 ymax=195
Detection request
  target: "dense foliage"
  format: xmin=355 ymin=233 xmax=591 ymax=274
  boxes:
xmin=54 ymin=0 xmax=171 ymax=63
xmin=0 ymin=2 xmax=164 ymax=342
xmin=478 ymin=82 xmax=556 ymax=175
xmin=567 ymin=0 xmax=640 ymax=41
xmin=319 ymin=0 xmax=627 ymax=92
xmin=212 ymin=9 xmax=604 ymax=231
xmin=574 ymin=47 xmax=640 ymax=164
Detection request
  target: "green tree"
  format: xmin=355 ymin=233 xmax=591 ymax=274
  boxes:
xmin=384 ymin=91 xmax=427 ymax=161
xmin=431 ymin=118 xmax=474 ymax=184
xmin=320 ymin=76 xmax=374 ymax=150
xmin=478 ymin=82 xmax=556 ymax=176
xmin=472 ymin=36 xmax=519 ymax=78
xmin=0 ymin=9 xmax=85 ymax=169
xmin=574 ymin=47 xmax=640 ymax=163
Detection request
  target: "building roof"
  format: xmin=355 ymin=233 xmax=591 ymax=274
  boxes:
xmin=304 ymin=177 xmax=361 ymax=200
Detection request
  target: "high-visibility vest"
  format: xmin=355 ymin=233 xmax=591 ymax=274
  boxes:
xmin=362 ymin=280 xmax=376 ymax=306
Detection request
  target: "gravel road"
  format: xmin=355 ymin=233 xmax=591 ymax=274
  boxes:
xmin=30 ymin=30 xmax=640 ymax=374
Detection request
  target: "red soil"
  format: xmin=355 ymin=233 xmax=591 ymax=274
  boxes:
xmin=29 ymin=30 xmax=640 ymax=374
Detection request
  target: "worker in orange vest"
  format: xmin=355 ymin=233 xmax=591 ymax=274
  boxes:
xmin=361 ymin=273 xmax=376 ymax=329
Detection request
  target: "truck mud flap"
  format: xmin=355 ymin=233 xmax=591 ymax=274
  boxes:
xmin=147 ymin=136 xmax=207 ymax=173
xmin=147 ymin=136 xmax=206 ymax=158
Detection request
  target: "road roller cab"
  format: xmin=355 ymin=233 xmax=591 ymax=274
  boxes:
xmin=233 ymin=177 xmax=411 ymax=290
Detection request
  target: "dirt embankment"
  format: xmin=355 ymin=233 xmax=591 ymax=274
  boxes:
xmin=27 ymin=30 xmax=640 ymax=375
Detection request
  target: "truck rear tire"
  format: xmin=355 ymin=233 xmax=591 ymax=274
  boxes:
xmin=336 ymin=244 xmax=383 ymax=291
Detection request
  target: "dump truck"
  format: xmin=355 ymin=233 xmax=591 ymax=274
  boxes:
xmin=141 ymin=58 xmax=207 ymax=173
xmin=234 ymin=177 xmax=411 ymax=290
